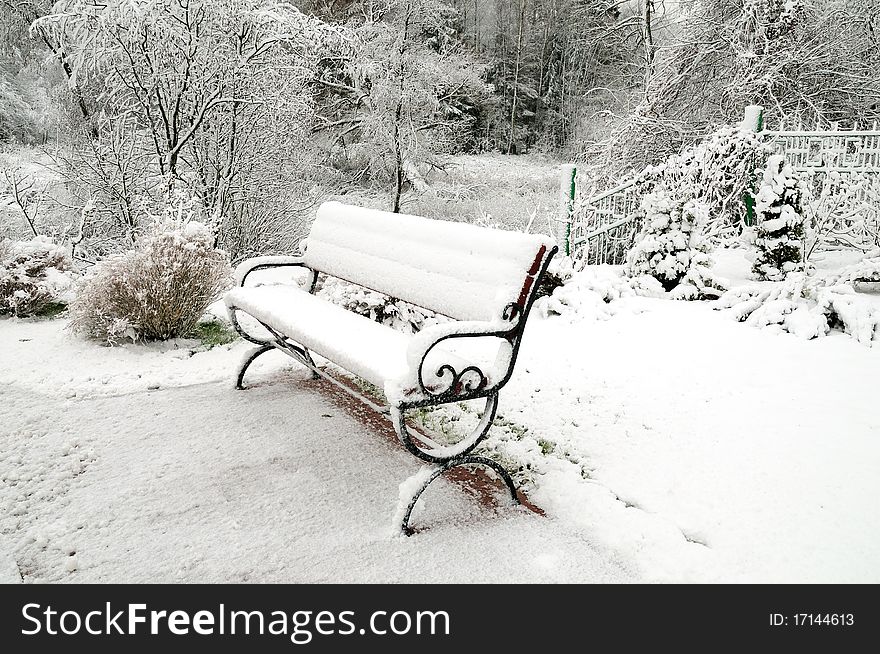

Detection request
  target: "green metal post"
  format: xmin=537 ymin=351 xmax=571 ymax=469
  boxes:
xmin=560 ymin=164 xmax=577 ymax=256
xmin=741 ymin=105 xmax=764 ymax=227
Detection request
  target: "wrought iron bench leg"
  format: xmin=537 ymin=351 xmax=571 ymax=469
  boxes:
xmin=236 ymin=342 xmax=319 ymax=389
xmin=235 ymin=344 xmax=275 ymax=390
xmin=398 ymin=457 xmax=519 ymax=536
xmin=391 ymin=394 xmax=499 ymax=464
xmin=391 ymin=394 xmax=520 ymax=534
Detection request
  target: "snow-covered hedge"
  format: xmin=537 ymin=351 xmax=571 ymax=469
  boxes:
xmin=0 ymin=236 xmax=76 ymax=317
xmin=836 ymin=249 xmax=880 ymax=284
xmin=535 ymin=264 xmax=663 ymax=320
xmin=69 ymin=219 xmax=231 ymax=343
xmin=752 ymin=155 xmax=806 ymax=281
xmin=624 ymin=189 xmax=727 ymax=299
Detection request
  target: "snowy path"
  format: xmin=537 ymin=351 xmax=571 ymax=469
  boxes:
xmin=0 ymin=321 xmax=632 ymax=583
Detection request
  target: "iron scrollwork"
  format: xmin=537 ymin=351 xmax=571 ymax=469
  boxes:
xmin=415 ymin=306 xmax=522 ymax=404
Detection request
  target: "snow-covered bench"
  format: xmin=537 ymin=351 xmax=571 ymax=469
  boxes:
xmin=225 ymin=201 xmax=557 ymax=534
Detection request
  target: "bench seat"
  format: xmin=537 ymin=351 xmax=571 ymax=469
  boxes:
xmin=225 ymin=284 xmax=477 ymax=394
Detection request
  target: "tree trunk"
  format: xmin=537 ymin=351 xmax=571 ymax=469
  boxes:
xmin=391 ymin=4 xmax=413 ymax=213
xmin=33 ymin=26 xmax=98 ymax=139
xmin=392 ymin=99 xmax=404 ymax=213
xmin=473 ymin=0 xmax=479 ymax=50
xmin=643 ymin=0 xmax=657 ymax=86
xmin=507 ymin=0 xmax=526 ymax=155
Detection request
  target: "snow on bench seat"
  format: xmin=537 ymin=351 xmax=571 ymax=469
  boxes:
xmin=225 ymin=284 xmax=475 ymax=391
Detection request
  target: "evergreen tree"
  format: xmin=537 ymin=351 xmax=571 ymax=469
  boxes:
xmin=752 ymin=155 xmax=805 ymax=281
xmin=625 ymin=188 xmax=725 ymax=299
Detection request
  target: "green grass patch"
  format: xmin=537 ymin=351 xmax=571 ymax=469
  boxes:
xmin=191 ymin=320 xmax=238 ymax=348
xmin=537 ymin=438 xmax=555 ymax=455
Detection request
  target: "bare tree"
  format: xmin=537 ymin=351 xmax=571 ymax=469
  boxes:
xmin=35 ymin=0 xmax=337 ymax=255
xmin=0 ymin=0 xmax=97 ymax=136
xmin=314 ymin=0 xmax=491 ymax=211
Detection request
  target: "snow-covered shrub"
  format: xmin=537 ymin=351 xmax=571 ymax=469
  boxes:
xmin=836 ymin=249 xmax=880 ymax=284
xmin=69 ymin=220 xmax=231 ymax=343
xmin=814 ymin=284 xmax=880 ymax=345
xmin=752 ymin=155 xmax=806 ymax=281
xmin=625 ymin=189 xmax=727 ymax=299
xmin=578 ymin=123 xmax=767 ymax=238
xmin=715 ymin=273 xmax=828 ymax=339
xmin=317 ymin=276 xmax=443 ymax=334
xmin=534 ymin=254 xmax=575 ymax=300
xmin=0 ymin=236 xmax=76 ymax=317
xmin=639 ymin=124 xmax=770 ymax=237
xmin=716 ymin=271 xmax=880 ymax=345
xmin=535 ymin=265 xmax=663 ymax=320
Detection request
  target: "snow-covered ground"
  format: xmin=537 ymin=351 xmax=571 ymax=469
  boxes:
xmin=0 ymin=321 xmax=632 ymax=583
xmin=508 ymin=297 xmax=880 ymax=582
xmin=2 ymin=250 xmax=879 ymax=583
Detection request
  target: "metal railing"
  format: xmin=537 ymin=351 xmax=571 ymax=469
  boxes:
xmin=568 ymin=179 xmax=641 ymax=265
xmin=562 ymin=114 xmax=880 ymax=263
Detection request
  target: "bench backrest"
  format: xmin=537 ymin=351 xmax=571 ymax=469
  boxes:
xmin=303 ymin=202 xmax=556 ymax=322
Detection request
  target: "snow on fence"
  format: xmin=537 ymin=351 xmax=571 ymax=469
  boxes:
xmin=563 ymin=112 xmax=880 ymax=264
xmin=566 ymin=179 xmax=641 ymax=265
xmin=764 ymin=123 xmax=880 ymax=250
xmin=766 ymin=120 xmax=880 ymax=171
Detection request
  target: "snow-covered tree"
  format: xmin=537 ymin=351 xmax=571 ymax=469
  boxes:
xmin=36 ymin=0 xmax=331 ymax=182
xmin=638 ymin=122 xmax=770 ymax=238
xmin=752 ymin=154 xmax=805 ymax=281
xmin=625 ymin=188 xmax=725 ymax=299
xmin=594 ymin=0 xmax=880 ymax=178
xmin=315 ymin=0 xmax=491 ymax=212
xmin=34 ymin=0 xmax=337 ymax=255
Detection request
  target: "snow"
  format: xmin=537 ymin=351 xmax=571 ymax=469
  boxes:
xmin=0 ymin=320 xmax=631 ymax=583
xmin=837 ymin=249 xmax=880 ymax=284
xmin=534 ymin=264 xmax=660 ymax=321
xmin=740 ymin=105 xmax=763 ymax=131
xmin=815 ymin=285 xmax=880 ymax=344
xmin=225 ymin=285 xmax=498 ymax=398
xmin=232 ymin=255 xmax=308 ymax=287
xmin=492 ymin=297 xmax=880 ymax=582
xmin=715 ymin=250 xmax=880 ymax=345
xmin=4 ymin=246 xmax=880 ymax=582
xmin=0 ymin=533 xmax=20 ymax=582
xmin=228 ymin=284 xmax=414 ymax=387
xmin=392 ymin=466 xmax=436 ymax=535
xmin=304 ymin=202 xmax=554 ymax=322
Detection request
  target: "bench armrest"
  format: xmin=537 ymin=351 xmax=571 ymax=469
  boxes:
xmin=407 ymin=319 xmax=514 ymax=358
xmin=403 ymin=318 xmax=518 ymax=402
xmin=234 ymin=255 xmax=310 ymax=287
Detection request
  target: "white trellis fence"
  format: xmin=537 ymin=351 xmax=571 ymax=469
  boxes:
xmin=764 ymin=121 xmax=880 ymax=250
xmin=565 ymin=177 xmax=641 ymax=265
xmin=562 ymin=109 xmax=880 ymax=264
